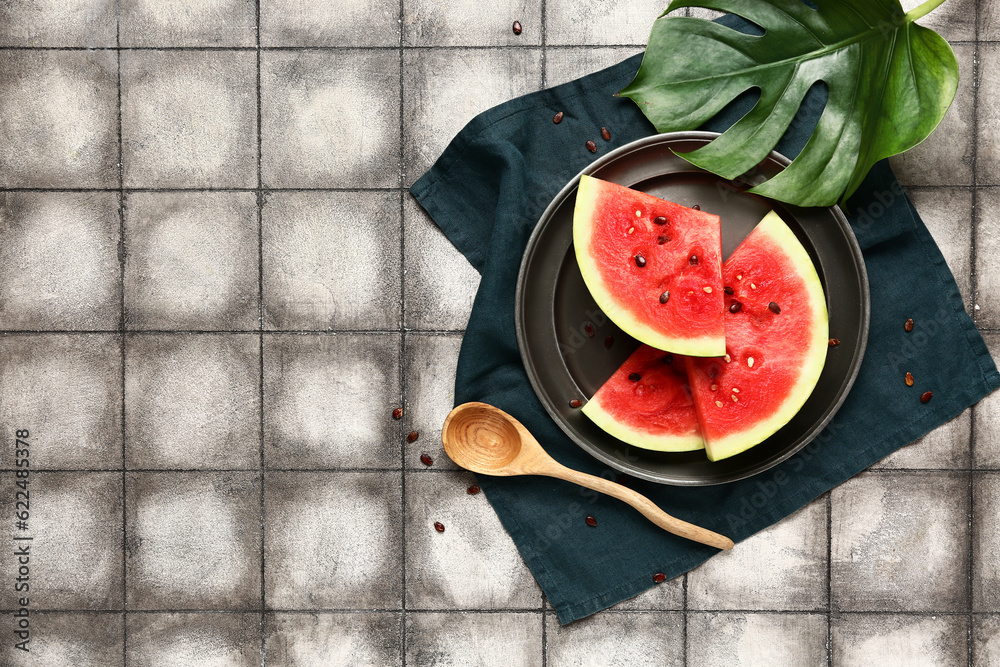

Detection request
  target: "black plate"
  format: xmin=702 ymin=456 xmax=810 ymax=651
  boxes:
xmin=515 ymin=132 xmax=869 ymax=486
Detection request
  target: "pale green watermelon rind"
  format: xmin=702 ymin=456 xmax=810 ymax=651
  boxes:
xmin=572 ymin=175 xmax=727 ymax=358
xmin=704 ymin=211 xmax=830 ymax=462
xmin=582 ymin=395 xmax=705 ymax=453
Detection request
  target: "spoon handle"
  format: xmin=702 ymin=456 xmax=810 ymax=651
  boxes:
xmin=548 ymin=466 xmax=735 ymax=550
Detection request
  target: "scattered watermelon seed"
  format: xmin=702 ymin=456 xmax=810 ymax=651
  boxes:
xmin=585 ymin=516 xmax=597 ymax=527
xmin=703 ymin=286 xmax=712 ymax=293
xmin=662 ymin=354 xmax=674 ymax=364
xmin=768 ymin=302 xmax=781 ymax=314
xmin=586 ymin=140 xmax=597 ymax=153
xmin=729 ymin=302 xmax=742 ymax=313
xmin=689 ymin=254 xmax=698 ymax=265
xmin=392 ymin=407 xmax=403 ymax=420
xmin=710 ymin=384 xmax=717 ymax=391
xmin=732 ymin=387 xmax=739 ymax=393
xmin=659 ymin=290 xmax=670 ymax=304
xmin=585 ymin=323 xmax=595 ymax=337
xmin=653 ymin=216 xmax=667 ymax=226
xmin=434 ymin=521 xmax=445 ymax=532
xmin=569 ymin=398 xmax=583 ymax=408
xmin=715 ymin=400 xmax=723 ymax=408
xmin=724 ymin=354 xmax=731 ymax=363
xmin=601 ymin=127 xmax=611 ymax=141
xmin=635 ymin=210 xmax=642 ymax=217
xmin=553 ymin=111 xmax=564 ymax=124
xmin=467 ymin=485 xmax=481 ymax=495
xmin=604 ymin=335 xmax=614 ymax=349
xmin=750 ymin=283 xmax=757 ymax=289
xmin=829 ymin=338 xmax=841 ymax=347
xmin=653 ymin=572 xmax=666 ymax=583
xmin=921 ymin=391 xmax=933 ymax=403
xmin=407 ymin=431 xmax=419 ymax=443
xmin=905 ymin=318 xmax=914 ymax=332
xmin=905 ymin=372 xmax=914 ymax=387
xmin=512 ymin=20 xmax=522 ymax=34
xmin=724 ymin=286 xmax=734 ymax=295
xmin=627 ymin=226 xmax=635 ymax=235
xmin=657 ymin=235 xmax=669 ymax=244
xmin=748 ymin=357 xmax=755 ymax=368
xmin=737 ymin=274 xmax=743 ymax=281
xmin=629 ymin=372 xmax=642 ymax=382
xmin=420 ymin=453 xmax=433 ymax=466
xmin=634 ymin=254 xmax=646 ymax=267
xmin=731 ymin=394 xmax=738 ymax=402
xmin=692 ymin=204 xmax=701 ymax=210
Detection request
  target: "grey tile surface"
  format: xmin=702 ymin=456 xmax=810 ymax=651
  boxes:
xmin=0 ymin=50 xmax=118 ymax=188
xmin=0 ymin=335 xmax=121 ymax=469
xmin=872 ymin=409 xmax=971 ymax=470
xmin=125 ymin=334 xmax=259 ymax=469
xmin=264 ymin=612 xmax=402 ymax=666
xmin=405 ymin=471 xmax=541 ymax=609
xmin=126 ymin=612 xmax=260 ymax=666
xmin=262 ymin=191 xmax=402 ymax=331
xmin=546 ymin=611 xmax=684 ymax=666
xmin=0 ymin=0 xmax=117 ymax=47
xmin=831 ymin=614 xmax=968 ymax=666
xmin=545 ymin=46 xmax=644 ymax=87
xmin=404 ymin=333 xmax=463 ymax=469
xmin=125 ymin=472 xmax=261 ymax=610
xmin=124 ymin=191 xmax=259 ymax=330
xmin=974 ymin=334 xmax=1000 ymax=467
xmin=120 ymin=0 xmax=256 ymax=47
xmin=831 ymin=472 xmax=970 ymax=612
xmin=262 ymin=0 xmax=400 ymax=47
xmin=974 ymin=615 xmax=1000 ymax=667
xmin=907 ymin=187 xmax=973 ymax=307
xmin=985 ymin=0 xmax=1000 ymax=40
xmin=263 ymin=334 xmax=401 ymax=469
xmin=406 ymin=612 xmax=542 ymax=667
xmin=979 ymin=44 xmax=1000 ymax=185
xmin=0 ymin=612 xmax=123 ymax=667
xmin=264 ymin=472 xmax=403 ymax=609
xmin=976 ymin=190 xmax=1000 ymax=329
xmin=687 ymin=612 xmax=827 ymax=667
xmin=261 ymin=50 xmax=400 ymax=189
xmin=545 ymin=0 xmax=667 ymax=45
xmin=974 ymin=473 xmax=1000 ymax=612
xmin=404 ymin=0 xmax=542 ymax=46
xmin=121 ymin=50 xmax=257 ymax=188
xmin=0 ymin=473 xmax=122 ymax=610
xmin=0 ymin=192 xmax=120 ymax=330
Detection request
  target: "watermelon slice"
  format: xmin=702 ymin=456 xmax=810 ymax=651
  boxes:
xmin=582 ymin=344 xmax=704 ymax=452
xmin=685 ymin=211 xmax=829 ymax=461
xmin=573 ymin=175 xmax=726 ymax=357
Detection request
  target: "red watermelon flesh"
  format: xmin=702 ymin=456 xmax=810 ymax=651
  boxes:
xmin=684 ymin=212 xmax=829 ymax=461
xmin=582 ymin=344 xmax=704 ymax=452
xmin=574 ymin=175 xmax=726 ymax=357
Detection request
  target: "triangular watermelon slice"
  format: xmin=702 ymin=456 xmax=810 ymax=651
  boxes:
xmin=685 ymin=211 xmax=829 ymax=461
xmin=582 ymin=344 xmax=704 ymax=452
xmin=573 ymin=175 xmax=726 ymax=357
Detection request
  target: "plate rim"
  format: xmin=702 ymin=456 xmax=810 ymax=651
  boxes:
xmin=514 ymin=130 xmax=871 ymax=486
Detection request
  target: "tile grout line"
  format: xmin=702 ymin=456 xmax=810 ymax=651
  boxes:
xmin=826 ymin=492 xmax=833 ymax=667
xmin=255 ymin=1 xmax=266 ymax=663
xmin=681 ymin=572 xmax=688 ymax=667
xmin=398 ymin=0 xmax=408 ymax=662
xmin=969 ymin=8 xmax=981 ymax=666
xmin=115 ymin=0 xmax=127 ymax=663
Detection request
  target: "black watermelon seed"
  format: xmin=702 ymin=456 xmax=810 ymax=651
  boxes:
xmin=434 ymin=521 xmax=445 ymax=532
xmin=585 ymin=322 xmax=595 ymax=337
xmin=629 ymin=372 xmax=641 ymax=382
xmin=663 ymin=354 xmax=674 ymax=364
xmin=729 ymin=302 xmax=742 ymax=313
xmin=656 ymin=235 xmax=669 ymax=244
xmin=724 ymin=286 xmax=734 ymax=295
xmin=601 ymin=127 xmax=611 ymax=141
xmin=392 ymin=407 xmax=403 ymax=420
xmin=653 ymin=572 xmax=666 ymax=583
xmin=407 ymin=431 xmax=419 ymax=443
xmin=586 ymin=140 xmax=597 ymax=153
xmin=512 ymin=20 xmax=522 ymax=34
xmin=634 ymin=254 xmax=646 ymax=268
xmin=653 ymin=216 xmax=667 ymax=226
xmin=467 ymin=485 xmax=481 ymax=495
xmin=829 ymin=338 xmax=841 ymax=347
xmin=768 ymin=302 xmax=781 ymax=314
xmin=692 ymin=204 xmax=701 ymax=210
xmin=921 ymin=391 xmax=933 ymax=403
xmin=585 ymin=515 xmax=597 ymax=527
xmin=604 ymin=335 xmax=614 ymax=349
xmin=659 ymin=290 xmax=670 ymax=304
xmin=419 ymin=453 xmax=433 ymax=466
xmin=569 ymin=399 xmax=583 ymax=408
xmin=689 ymin=254 xmax=698 ymax=265
xmin=904 ymin=318 xmax=914 ymax=332
xmin=553 ymin=111 xmax=564 ymax=124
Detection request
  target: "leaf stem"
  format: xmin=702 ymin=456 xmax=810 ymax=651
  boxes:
xmin=904 ymin=0 xmax=949 ymax=22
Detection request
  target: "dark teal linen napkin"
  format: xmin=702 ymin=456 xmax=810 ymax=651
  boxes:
xmin=410 ymin=34 xmax=999 ymax=624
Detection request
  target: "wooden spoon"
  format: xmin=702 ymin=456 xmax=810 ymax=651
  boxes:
xmin=442 ymin=402 xmax=734 ymax=550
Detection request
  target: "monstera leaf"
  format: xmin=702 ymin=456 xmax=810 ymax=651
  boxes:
xmin=620 ymin=0 xmax=958 ymax=207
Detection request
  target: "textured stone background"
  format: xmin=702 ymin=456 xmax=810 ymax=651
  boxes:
xmin=0 ymin=0 xmax=997 ymax=664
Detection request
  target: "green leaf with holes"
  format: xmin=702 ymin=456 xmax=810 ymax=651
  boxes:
xmin=619 ymin=0 xmax=958 ymax=207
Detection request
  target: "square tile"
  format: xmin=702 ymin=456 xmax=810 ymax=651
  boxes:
xmin=405 ymin=471 xmax=540 ymax=609
xmin=0 ymin=192 xmax=120 ymax=330
xmin=0 ymin=50 xmax=118 ymax=188
xmin=126 ymin=613 xmax=260 ymax=666
xmin=125 ymin=334 xmax=259 ymax=470
xmin=974 ymin=473 xmax=1000 ymax=612
xmin=404 ymin=0 xmax=541 ymax=46
xmin=688 ymin=498 xmax=827 ymax=611
xmin=0 ymin=334 xmax=121 ymax=469
xmin=124 ymin=192 xmax=259 ymax=330
xmin=262 ymin=191 xmax=402 ymax=331
xmin=402 ymin=49 xmax=543 ymax=185
xmin=546 ymin=611 xmax=683 ymax=666
xmin=121 ymin=50 xmax=257 ymax=188
xmin=406 ymin=612 xmax=541 ymax=666
xmin=264 ymin=472 xmax=403 ymax=609
xmin=832 ymin=614 xmax=967 ymax=666
xmin=978 ymin=45 xmax=1000 ymax=185
xmin=687 ymin=612 xmax=827 ymax=667
xmin=264 ymin=612 xmax=401 ymax=666
xmin=974 ymin=334 xmax=1000 ymax=467
xmin=404 ymin=334 xmax=462 ymax=469
xmin=899 ymin=0 xmax=977 ymax=41
xmin=0 ymin=0 xmax=116 ymax=47
xmin=262 ymin=0 xmax=399 ymax=47
xmin=975 ymin=192 xmax=1000 ymax=329
xmin=831 ymin=472 xmax=969 ymax=612
xmin=0 ymin=612 xmax=122 ymax=666
xmin=872 ymin=409 xmax=971 ymax=469
xmin=545 ymin=0 xmax=666 ymax=45
xmin=985 ymin=0 xmax=1000 ymax=41
xmin=0 ymin=472 xmax=122 ymax=609
xmin=890 ymin=43 xmax=974 ymax=187
xmin=403 ymin=198 xmax=480 ymax=330
xmin=908 ymin=187 xmax=973 ymax=305
xmin=263 ymin=335 xmax=401 ymax=469
xmin=125 ymin=472 xmax=261 ymax=610
xmin=974 ymin=615 xmax=1000 ymax=667
xmin=545 ymin=47 xmax=643 ymax=87
xmin=261 ymin=51 xmax=400 ymax=189
xmin=120 ymin=0 xmax=257 ymax=47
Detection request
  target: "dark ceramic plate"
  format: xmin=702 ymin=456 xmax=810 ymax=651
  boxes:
xmin=515 ymin=132 xmax=869 ymax=486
